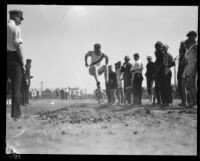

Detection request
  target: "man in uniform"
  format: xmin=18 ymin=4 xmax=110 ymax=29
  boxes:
xmin=7 ymin=10 xmax=24 ymax=121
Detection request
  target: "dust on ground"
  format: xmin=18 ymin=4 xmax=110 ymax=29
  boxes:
xmin=6 ymin=99 xmax=197 ymax=155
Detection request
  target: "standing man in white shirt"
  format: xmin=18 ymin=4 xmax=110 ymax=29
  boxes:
xmin=7 ymin=10 xmax=25 ymax=121
xmin=131 ymin=53 xmax=144 ymax=105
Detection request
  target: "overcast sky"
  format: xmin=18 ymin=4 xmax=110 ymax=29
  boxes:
xmin=7 ymin=5 xmax=198 ymax=93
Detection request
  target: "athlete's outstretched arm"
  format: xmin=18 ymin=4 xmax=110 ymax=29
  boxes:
xmin=104 ymin=54 xmax=109 ymax=65
xmin=85 ymin=51 xmax=92 ymax=67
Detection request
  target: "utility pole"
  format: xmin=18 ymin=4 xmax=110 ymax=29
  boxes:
xmin=40 ymin=81 xmax=43 ymax=98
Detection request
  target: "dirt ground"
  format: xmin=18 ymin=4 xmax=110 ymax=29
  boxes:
xmin=6 ymin=99 xmax=197 ymax=155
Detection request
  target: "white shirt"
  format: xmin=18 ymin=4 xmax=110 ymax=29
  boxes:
xmin=182 ymin=43 xmax=197 ymax=78
xmin=116 ymin=68 xmax=123 ymax=88
xmin=130 ymin=59 xmax=143 ymax=74
xmin=87 ymin=51 xmax=105 ymax=67
xmin=7 ymin=20 xmax=23 ymax=51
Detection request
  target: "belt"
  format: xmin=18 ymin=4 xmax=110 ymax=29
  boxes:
xmin=7 ymin=50 xmax=17 ymax=53
xmin=7 ymin=51 xmax=21 ymax=65
xmin=134 ymin=72 xmax=142 ymax=75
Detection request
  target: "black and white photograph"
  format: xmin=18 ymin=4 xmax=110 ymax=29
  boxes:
xmin=5 ymin=4 xmax=198 ymax=155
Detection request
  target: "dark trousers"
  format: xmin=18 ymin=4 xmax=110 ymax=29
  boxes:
xmin=155 ymin=78 xmax=162 ymax=104
xmin=109 ymin=89 xmax=116 ymax=103
xmin=158 ymin=74 xmax=167 ymax=104
xmin=23 ymin=87 xmax=29 ymax=104
xmin=146 ymin=76 xmax=154 ymax=95
xmin=124 ymin=79 xmax=132 ymax=104
xmin=159 ymin=71 xmax=172 ymax=104
xmin=21 ymin=80 xmax=29 ymax=105
xmin=106 ymin=83 xmax=111 ymax=103
xmin=25 ymin=87 xmax=30 ymax=103
xmin=177 ymin=69 xmax=184 ymax=102
xmin=21 ymin=83 xmax=25 ymax=105
xmin=166 ymin=71 xmax=173 ymax=103
xmin=133 ymin=73 xmax=143 ymax=105
xmin=7 ymin=52 xmax=22 ymax=119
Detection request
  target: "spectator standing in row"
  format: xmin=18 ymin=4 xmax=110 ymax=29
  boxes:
xmin=31 ymin=89 xmax=37 ymax=99
xmin=152 ymin=41 xmax=165 ymax=106
xmin=162 ymin=44 xmax=175 ymax=106
xmin=60 ymin=88 xmax=65 ymax=100
xmin=181 ymin=31 xmax=197 ymax=107
xmin=121 ymin=56 xmax=133 ymax=105
xmin=131 ymin=53 xmax=143 ymax=105
xmin=7 ymin=10 xmax=24 ymax=121
xmin=115 ymin=61 xmax=124 ymax=105
xmin=108 ymin=65 xmax=118 ymax=104
xmin=21 ymin=59 xmax=33 ymax=105
xmin=145 ymin=55 xmax=156 ymax=105
xmin=65 ymin=88 xmax=69 ymax=100
xmin=153 ymin=42 xmax=175 ymax=107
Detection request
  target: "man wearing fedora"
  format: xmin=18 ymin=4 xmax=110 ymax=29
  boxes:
xmin=7 ymin=10 xmax=24 ymax=121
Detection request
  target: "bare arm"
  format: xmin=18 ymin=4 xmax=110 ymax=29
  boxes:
xmin=179 ymin=41 xmax=185 ymax=56
xmin=84 ymin=51 xmax=92 ymax=67
xmin=15 ymin=43 xmax=24 ymax=68
xmin=103 ymin=54 xmax=109 ymax=65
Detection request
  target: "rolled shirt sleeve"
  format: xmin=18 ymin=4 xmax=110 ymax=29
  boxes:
xmin=13 ymin=26 xmax=23 ymax=46
xmin=7 ymin=20 xmax=23 ymax=51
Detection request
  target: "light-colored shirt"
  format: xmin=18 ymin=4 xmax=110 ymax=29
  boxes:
xmin=116 ymin=68 xmax=123 ymax=88
xmin=182 ymin=43 xmax=197 ymax=78
xmin=87 ymin=51 xmax=105 ymax=67
xmin=130 ymin=59 xmax=143 ymax=74
xmin=7 ymin=20 xmax=23 ymax=51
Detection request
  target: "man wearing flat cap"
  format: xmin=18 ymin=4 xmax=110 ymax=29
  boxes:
xmin=178 ymin=31 xmax=197 ymax=107
xmin=7 ymin=10 xmax=25 ymax=121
